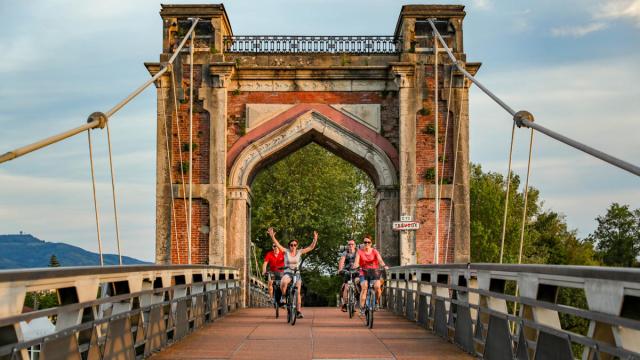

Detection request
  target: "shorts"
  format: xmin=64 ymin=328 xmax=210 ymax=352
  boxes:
xmin=282 ymin=272 xmax=302 ymax=284
xmin=359 ymin=275 xmax=380 ymax=285
xmin=342 ymin=271 xmax=359 ymax=284
xmin=359 ymin=268 xmax=381 ymax=284
xmin=267 ymin=272 xmax=283 ymax=283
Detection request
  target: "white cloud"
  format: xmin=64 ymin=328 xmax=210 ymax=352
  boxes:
xmin=470 ymin=0 xmax=492 ymax=10
xmin=469 ymin=55 xmax=640 ymax=236
xmin=596 ymin=0 xmax=640 ymax=27
xmin=551 ymin=22 xmax=607 ymax=37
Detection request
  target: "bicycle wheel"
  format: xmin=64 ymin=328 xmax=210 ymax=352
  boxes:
xmin=286 ymin=287 xmax=292 ymax=323
xmin=348 ymin=286 xmax=355 ymax=319
xmin=367 ymin=287 xmax=375 ymax=329
xmin=275 ymin=300 xmax=279 ymax=319
xmin=291 ymin=287 xmax=298 ymax=326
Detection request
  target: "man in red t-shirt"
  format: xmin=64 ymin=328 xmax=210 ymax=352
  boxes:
xmin=262 ymin=244 xmax=285 ymax=299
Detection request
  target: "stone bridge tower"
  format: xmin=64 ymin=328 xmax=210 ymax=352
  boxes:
xmin=149 ymin=4 xmax=477 ymax=289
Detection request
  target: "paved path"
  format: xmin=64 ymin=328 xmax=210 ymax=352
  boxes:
xmin=152 ymin=307 xmax=472 ymax=360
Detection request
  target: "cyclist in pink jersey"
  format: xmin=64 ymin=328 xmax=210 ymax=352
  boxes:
xmin=353 ymin=234 xmax=389 ymax=314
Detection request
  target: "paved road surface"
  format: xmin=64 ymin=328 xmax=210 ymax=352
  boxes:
xmin=151 ymin=307 xmax=472 ymax=359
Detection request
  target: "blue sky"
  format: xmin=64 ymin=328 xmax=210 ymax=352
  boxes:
xmin=0 ymin=0 xmax=638 ymax=262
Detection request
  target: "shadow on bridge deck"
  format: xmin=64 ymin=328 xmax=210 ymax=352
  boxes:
xmin=150 ymin=307 xmax=470 ymax=360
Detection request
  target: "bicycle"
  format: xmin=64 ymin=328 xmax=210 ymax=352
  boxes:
xmin=362 ymin=267 xmax=383 ymax=329
xmin=282 ymin=267 xmax=301 ymax=326
xmin=266 ymin=271 xmax=283 ymax=319
xmin=340 ymin=269 xmax=360 ymax=319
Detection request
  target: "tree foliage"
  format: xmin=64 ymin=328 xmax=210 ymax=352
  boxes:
xmin=49 ymin=254 xmax=60 ymax=267
xmin=470 ymin=163 xmax=596 ymax=266
xmin=589 ymin=203 xmax=640 ymax=267
xmin=251 ymin=143 xmax=375 ymax=305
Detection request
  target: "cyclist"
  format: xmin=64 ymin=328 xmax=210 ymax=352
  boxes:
xmin=337 ymin=239 xmax=358 ymax=312
xmin=353 ymin=234 xmax=389 ymax=315
xmin=267 ymin=227 xmax=318 ymax=319
xmin=261 ymin=243 xmax=285 ymax=301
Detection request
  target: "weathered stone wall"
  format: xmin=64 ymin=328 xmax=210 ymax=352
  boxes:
xmin=414 ymin=64 xmax=457 ymax=264
xmin=171 ymin=64 xmax=209 ymax=185
xmin=171 ymin=199 xmax=210 ymax=264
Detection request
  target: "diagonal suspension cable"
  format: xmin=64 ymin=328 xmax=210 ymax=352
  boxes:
xmin=170 ymin=66 xmax=189 ymax=265
xmin=0 ymin=18 xmax=200 ymax=165
xmin=161 ymin=79 xmax=182 ymax=265
xmin=517 ymin=129 xmax=535 ymax=265
xmin=426 ymin=19 xmax=640 ymax=177
xmin=499 ymin=122 xmax=516 ymax=264
xmin=105 ymin=122 xmax=122 ymax=265
xmin=433 ymin=33 xmax=440 ymax=264
xmin=439 ymin=67 xmax=454 ymax=263
xmin=87 ymin=130 xmax=104 ymax=266
xmin=443 ymin=73 xmax=464 ymax=264
xmin=187 ymin=29 xmax=195 ymax=265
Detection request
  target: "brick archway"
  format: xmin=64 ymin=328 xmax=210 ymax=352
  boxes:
xmin=151 ymin=4 xmax=474 ymax=304
xmin=228 ymin=104 xmax=398 ymax=188
xmin=225 ymin=105 xmax=400 ymax=284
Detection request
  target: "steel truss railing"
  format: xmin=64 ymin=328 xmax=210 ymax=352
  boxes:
xmin=385 ymin=264 xmax=640 ymax=359
xmin=223 ymin=35 xmax=401 ymax=54
xmin=249 ymin=276 xmax=271 ymax=308
xmin=0 ymin=265 xmax=250 ymax=359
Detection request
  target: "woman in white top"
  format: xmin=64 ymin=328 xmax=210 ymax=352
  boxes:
xmin=267 ymin=227 xmax=318 ymax=319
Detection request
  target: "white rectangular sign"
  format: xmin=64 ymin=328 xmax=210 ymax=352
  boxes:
xmin=400 ymin=215 xmax=412 ymax=222
xmin=392 ymin=221 xmax=420 ymax=231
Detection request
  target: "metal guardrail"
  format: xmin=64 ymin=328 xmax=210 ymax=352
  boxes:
xmin=385 ymin=264 xmax=640 ymax=360
xmin=0 ymin=265 xmax=242 ymax=359
xmin=223 ymin=35 xmax=401 ymax=54
xmin=249 ymin=276 xmax=270 ymax=308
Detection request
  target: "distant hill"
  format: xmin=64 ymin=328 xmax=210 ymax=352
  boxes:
xmin=0 ymin=233 xmax=149 ymax=269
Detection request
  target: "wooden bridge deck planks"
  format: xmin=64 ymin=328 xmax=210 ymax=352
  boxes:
xmin=150 ymin=307 xmax=472 ymax=360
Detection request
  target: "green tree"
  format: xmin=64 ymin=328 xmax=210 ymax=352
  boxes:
xmin=470 ymin=163 xmax=540 ymax=263
xmin=251 ymin=143 xmax=375 ymax=305
xmin=49 ymin=254 xmax=60 ymax=267
xmin=589 ymin=203 xmax=640 ymax=267
xmin=469 ymin=163 xmax=596 ymax=266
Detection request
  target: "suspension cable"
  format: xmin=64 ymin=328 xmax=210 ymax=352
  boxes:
xmin=171 ymin=66 xmax=189 ymax=264
xmin=439 ymin=67 xmax=454 ymax=263
xmin=433 ymin=33 xmax=440 ymax=264
xmin=443 ymin=76 xmax=464 ymax=264
xmin=104 ymin=122 xmax=122 ymax=265
xmin=187 ymin=30 xmax=195 ymax=265
xmin=87 ymin=130 xmax=104 ymax=266
xmin=517 ymin=129 xmax=535 ymax=264
xmin=426 ymin=19 xmax=640 ymax=177
xmin=499 ymin=122 xmax=516 ymax=264
xmin=0 ymin=18 xmax=200 ymax=165
xmin=510 ymin=128 xmax=535 ymax=331
xmin=161 ymin=80 xmax=182 ymax=265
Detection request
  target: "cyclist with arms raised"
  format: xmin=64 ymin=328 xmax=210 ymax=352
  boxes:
xmin=267 ymin=227 xmax=318 ymax=319
xmin=353 ymin=234 xmax=389 ymax=315
xmin=337 ymin=239 xmax=358 ymax=312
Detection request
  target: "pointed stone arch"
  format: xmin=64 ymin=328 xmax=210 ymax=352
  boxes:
xmin=228 ymin=106 xmax=398 ymax=188
xmin=225 ymin=105 xmax=400 ymax=285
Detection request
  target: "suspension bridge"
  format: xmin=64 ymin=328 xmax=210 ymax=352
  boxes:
xmin=1 ymin=4 xmax=639 ymax=360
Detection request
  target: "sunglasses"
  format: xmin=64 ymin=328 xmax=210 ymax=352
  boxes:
xmin=364 ymin=241 xmax=372 ymax=244
xmin=289 ymin=243 xmax=298 ymax=247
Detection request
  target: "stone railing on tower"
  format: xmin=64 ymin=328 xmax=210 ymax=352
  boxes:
xmin=0 ymin=265 xmax=242 ymax=359
xmin=385 ymin=263 xmax=640 ymax=359
xmin=223 ymin=35 xmax=402 ymax=54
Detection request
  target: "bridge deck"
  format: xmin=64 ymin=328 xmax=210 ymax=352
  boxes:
xmin=151 ymin=307 xmax=471 ymax=360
